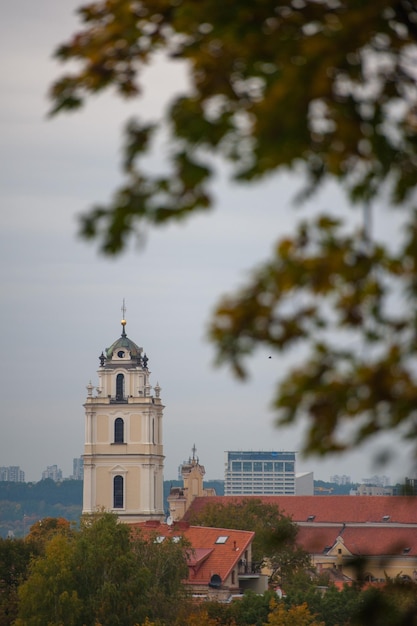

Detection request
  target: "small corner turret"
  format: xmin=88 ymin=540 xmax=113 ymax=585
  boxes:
xmin=168 ymin=445 xmax=217 ymax=521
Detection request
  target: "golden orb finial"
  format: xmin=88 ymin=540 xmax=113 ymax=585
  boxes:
xmin=121 ymin=299 xmax=127 ymax=325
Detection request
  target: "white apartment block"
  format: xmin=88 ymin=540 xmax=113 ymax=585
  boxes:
xmin=72 ymin=457 xmax=84 ymax=480
xmin=330 ymin=474 xmax=352 ymax=485
xmin=41 ymin=465 xmax=63 ymax=482
xmin=224 ymin=451 xmax=296 ymax=495
xmin=361 ymin=475 xmax=391 ymax=487
xmin=0 ymin=466 xmax=25 ymax=482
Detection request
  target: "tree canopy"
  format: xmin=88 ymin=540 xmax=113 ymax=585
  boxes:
xmin=50 ymin=1 xmax=417 ymax=462
xmin=266 ymin=600 xmax=324 ymax=626
xmin=15 ymin=513 xmax=190 ymax=626
xmin=26 ymin=517 xmax=74 ymax=548
xmin=0 ymin=537 xmax=39 ymax=626
xmin=187 ymin=498 xmax=310 ymax=584
xmin=6 ymin=512 xmax=417 ymax=626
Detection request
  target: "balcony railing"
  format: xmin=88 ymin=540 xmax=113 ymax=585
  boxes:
xmin=238 ymin=560 xmax=262 ymax=576
xmin=109 ymin=395 xmax=128 ymax=404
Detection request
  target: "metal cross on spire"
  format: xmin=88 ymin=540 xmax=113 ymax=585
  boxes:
xmin=121 ymin=299 xmax=127 ymax=336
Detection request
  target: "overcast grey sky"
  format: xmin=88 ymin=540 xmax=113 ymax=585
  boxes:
xmin=1 ymin=1 xmax=415 ymax=484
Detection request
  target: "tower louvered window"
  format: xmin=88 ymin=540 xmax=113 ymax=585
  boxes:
xmin=113 ymin=475 xmax=123 ymax=508
xmin=114 ymin=418 xmax=124 ymax=443
xmin=116 ymin=373 xmax=124 ymax=400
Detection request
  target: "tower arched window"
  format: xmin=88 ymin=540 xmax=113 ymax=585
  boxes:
xmin=114 ymin=418 xmax=124 ymax=443
xmin=113 ymin=475 xmax=124 ymax=508
xmin=116 ymin=373 xmax=124 ymax=400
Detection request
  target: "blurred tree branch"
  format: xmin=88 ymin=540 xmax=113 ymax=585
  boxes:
xmin=50 ymin=0 xmax=417 ymax=460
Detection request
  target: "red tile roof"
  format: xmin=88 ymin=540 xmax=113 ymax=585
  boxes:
xmin=296 ymin=524 xmax=417 ymax=557
xmin=184 ymin=495 xmax=417 ymax=525
xmin=296 ymin=525 xmax=339 ymax=553
xmin=340 ymin=526 xmax=417 ymax=557
xmin=131 ymin=521 xmax=254 ymax=586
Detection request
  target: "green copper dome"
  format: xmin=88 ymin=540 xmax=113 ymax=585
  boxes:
xmin=105 ymin=320 xmax=142 ymax=359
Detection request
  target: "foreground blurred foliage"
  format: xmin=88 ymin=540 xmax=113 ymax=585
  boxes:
xmin=50 ymin=1 xmax=417 ymax=461
xmin=285 ymin=573 xmax=417 ymax=626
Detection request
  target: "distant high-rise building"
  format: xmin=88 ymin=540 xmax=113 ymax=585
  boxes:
xmin=353 ymin=484 xmax=394 ymax=496
xmin=41 ymin=465 xmax=63 ymax=482
xmin=72 ymin=457 xmax=84 ymax=480
xmin=404 ymin=477 xmax=417 ymax=495
xmin=0 ymin=466 xmax=25 ymax=482
xmin=224 ymin=450 xmax=296 ymax=495
xmin=330 ymin=474 xmax=352 ymax=485
xmin=361 ymin=474 xmax=391 ymax=487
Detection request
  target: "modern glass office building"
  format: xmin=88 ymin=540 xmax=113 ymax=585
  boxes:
xmin=224 ymin=451 xmax=296 ymax=495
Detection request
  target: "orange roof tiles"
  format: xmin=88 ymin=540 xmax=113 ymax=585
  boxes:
xmin=131 ymin=521 xmax=254 ymax=586
xmin=296 ymin=525 xmax=339 ymax=553
xmin=185 ymin=495 xmax=417 ymax=524
xmin=296 ymin=524 xmax=417 ymax=557
xmin=339 ymin=526 xmax=417 ymax=557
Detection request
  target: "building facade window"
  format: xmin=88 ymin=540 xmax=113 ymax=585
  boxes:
xmin=113 ymin=475 xmax=124 ymax=508
xmin=116 ymin=373 xmax=124 ymax=400
xmin=114 ymin=418 xmax=124 ymax=443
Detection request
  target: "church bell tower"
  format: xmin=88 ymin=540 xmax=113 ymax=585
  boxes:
xmin=82 ymin=306 xmax=164 ymax=522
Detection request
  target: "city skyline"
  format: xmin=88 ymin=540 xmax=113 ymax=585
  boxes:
xmin=0 ymin=458 xmax=396 ymax=488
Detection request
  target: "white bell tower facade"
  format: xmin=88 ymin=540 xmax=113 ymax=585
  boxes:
xmin=83 ymin=311 xmax=164 ymax=522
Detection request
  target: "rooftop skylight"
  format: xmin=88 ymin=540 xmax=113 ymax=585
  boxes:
xmin=215 ymin=536 xmax=229 ymax=544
